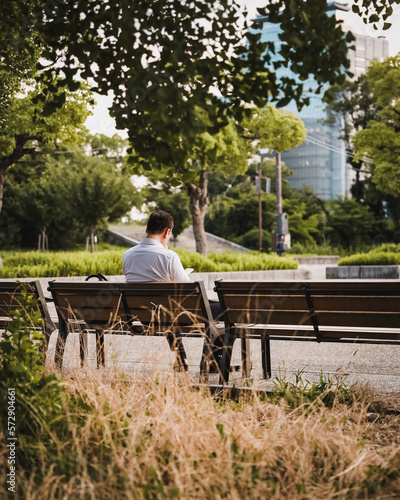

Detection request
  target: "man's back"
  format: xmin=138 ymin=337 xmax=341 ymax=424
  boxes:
xmin=123 ymin=238 xmax=189 ymax=282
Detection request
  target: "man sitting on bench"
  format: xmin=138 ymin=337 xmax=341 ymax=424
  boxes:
xmin=123 ymin=210 xmax=222 ymax=371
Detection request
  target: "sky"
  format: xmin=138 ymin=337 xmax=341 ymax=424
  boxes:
xmin=84 ymin=1 xmax=400 ymax=138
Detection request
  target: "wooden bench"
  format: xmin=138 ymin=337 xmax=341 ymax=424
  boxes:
xmin=0 ymin=280 xmax=56 ymax=354
xmin=214 ymin=279 xmax=400 ymax=384
xmin=48 ymin=280 xmax=217 ymax=381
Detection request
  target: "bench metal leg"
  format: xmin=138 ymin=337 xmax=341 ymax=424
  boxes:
xmin=96 ymin=331 xmax=105 ymax=368
xmin=79 ymin=331 xmax=89 ymax=367
xmin=199 ymin=335 xmax=212 ymax=383
xmin=241 ymin=333 xmax=251 ymax=378
xmin=55 ymin=322 xmax=68 ymax=369
xmin=219 ymin=329 xmax=235 ymax=385
xmin=261 ymin=335 xmax=271 ymax=379
xmin=166 ymin=333 xmax=188 ymax=371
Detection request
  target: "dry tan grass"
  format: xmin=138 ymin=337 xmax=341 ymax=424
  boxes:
xmin=3 ymin=369 xmax=400 ymax=500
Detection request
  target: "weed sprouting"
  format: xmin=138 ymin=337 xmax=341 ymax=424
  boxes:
xmin=263 ymin=368 xmax=354 ymax=410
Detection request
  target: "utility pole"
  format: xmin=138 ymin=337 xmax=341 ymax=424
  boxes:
xmin=275 ymin=152 xmax=282 ymax=216
xmin=258 ymin=168 xmax=262 ymax=252
xmin=275 ymin=152 xmax=283 ymax=254
xmin=275 ymin=151 xmax=290 ymax=255
xmin=255 ymin=165 xmax=271 ymax=253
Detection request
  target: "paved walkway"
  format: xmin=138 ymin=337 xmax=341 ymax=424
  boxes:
xmin=46 ymin=329 xmax=400 ymax=392
xmin=109 ymin=224 xmax=250 ymax=253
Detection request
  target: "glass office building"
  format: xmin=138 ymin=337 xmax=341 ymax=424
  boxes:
xmin=254 ymin=2 xmax=389 ymax=199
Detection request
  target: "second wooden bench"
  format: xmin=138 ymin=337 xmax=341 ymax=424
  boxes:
xmin=214 ymin=279 xmax=400 ymax=384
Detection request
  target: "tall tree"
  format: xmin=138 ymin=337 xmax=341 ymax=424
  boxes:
xmin=0 ymin=136 xmax=136 ymax=251
xmin=0 ymin=83 xmax=93 ymax=215
xmin=0 ymin=0 xmax=42 ymax=128
xmin=66 ymin=156 xmax=135 ymax=252
xmin=353 ymin=55 xmax=400 ymax=197
xmin=33 ymin=1 xmax=356 ymax=252
xmin=242 ymin=105 xmax=306 ymax=153
xmin=185 ymin=119 xmax=248 ymax=254
xmin=324 ymin=75 xmax=377 ymax=201
xmin=137 ymin=117 xmax=248 ymax=254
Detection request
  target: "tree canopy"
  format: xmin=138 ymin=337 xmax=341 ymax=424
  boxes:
xmin=0 ymin=139 xmax=136 ymax=250
xmin=30 ymin=0 xmax=359 ymax=182
xmin=0 ymin=0 xmax=43 ymax=128
xmin=0 ymin=82 xmax=93 ymax=214
xmin=242 ymin=105 xmax=306 ymax=153
xmin=353 ymin=55 xmax=400 ymax=197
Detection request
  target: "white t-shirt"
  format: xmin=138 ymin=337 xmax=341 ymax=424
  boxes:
xmin=123 ymin=238 xmax=190 ymax=282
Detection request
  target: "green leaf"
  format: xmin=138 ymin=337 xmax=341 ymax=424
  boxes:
xmin=42 ymin=102 xmax=58 ymax=117
xmin=169 ymin=178 xmax=182 ymax=187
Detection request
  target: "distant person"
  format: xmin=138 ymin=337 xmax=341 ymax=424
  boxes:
xmin=277 ymin=234 xmax=285 ymax=257
xmin=123 ymin=211 xmax=222 ymax=372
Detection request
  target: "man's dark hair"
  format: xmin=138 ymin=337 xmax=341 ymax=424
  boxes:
xmin=146 ymin=211 xmax=174 ymax=235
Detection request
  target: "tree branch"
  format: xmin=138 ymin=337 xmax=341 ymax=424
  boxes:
xmin=0 ymin=133 xmax=58 ymax=173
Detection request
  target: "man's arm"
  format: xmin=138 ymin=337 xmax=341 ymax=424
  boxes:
xmin=170 ymin=252 xmax=191 ymax=282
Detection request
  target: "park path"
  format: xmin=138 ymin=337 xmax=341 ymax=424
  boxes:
xmin=108 ymin=223 xmax=250 ymax=253
xmin=46 ymin=328 xmax=400 ymax=392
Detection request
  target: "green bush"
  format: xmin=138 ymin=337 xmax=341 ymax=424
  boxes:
xmin=207 ymin=250 xmax=297 ymax=271
xmin=0 ymin=249 xmax=127 ymax=278
xmin=174 ymin=249 xmax=297 ymax=272
xmin=286 ymin=241 xmax=344 ymax=256
xmin=339 ymin=244 xmax=400 ymax=266
xmin=0 ymin=284 xmax=69 ymax=469
xmin=0 ymin=248 xmax=297 ymax=278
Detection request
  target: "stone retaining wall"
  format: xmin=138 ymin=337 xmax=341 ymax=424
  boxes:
xmin=326 ymin=265 xmax=400 ymax=279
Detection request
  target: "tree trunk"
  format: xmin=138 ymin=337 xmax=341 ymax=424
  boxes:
xmin=0 ymin=169 xmax=5 ymax=216
xmin=90 ymin=226 xmax=95 ymax=253
xmin=38 ymin=227 xmax=49 ymax=251
xmin=187 ymin=169 xmax=209 ymax=255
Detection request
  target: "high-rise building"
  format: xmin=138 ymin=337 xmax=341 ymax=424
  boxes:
xmin=255 ymin=2 xmax=389 ymax=199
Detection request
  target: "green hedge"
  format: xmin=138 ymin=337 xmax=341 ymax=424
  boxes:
xmin=174 ymin=249 xmax=297 ymax=272
xmin=339 ymin=243 xmax=400 ymax=266
xmin=0 ymin=248 xmax=297 ymax=278
xmin=0 ymin=249 xmax=125 ymax=278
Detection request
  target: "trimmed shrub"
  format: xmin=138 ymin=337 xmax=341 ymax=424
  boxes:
xmin=0 ymin=248 xmax=297 ymax=278
xmin=339 ymin=244 xmax=400 ymax=266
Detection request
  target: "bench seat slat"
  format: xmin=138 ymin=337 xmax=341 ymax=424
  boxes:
xmin=230 ymin=323 xmax=400 ymax=340
xmin=225 ymin=310 xmax=400 ymax=328
xmin=224 ymin=309 xmax=312 ymax=325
